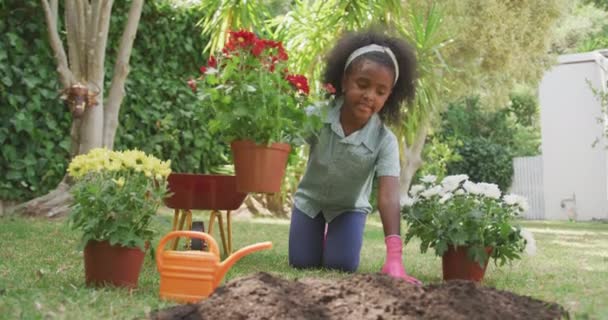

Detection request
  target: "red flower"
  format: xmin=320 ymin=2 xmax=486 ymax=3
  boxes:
xmin=323 ymin=83 xmax=336 ymax=94
xmin=286 ymin=74 xmax=309 ymax=95
xmin=207 ymin=55 xmax=217 ymax=68
xmin=199 ymin=65 xmax=207 ymax=74
xmin=228 ymin=30 xmax=257 ymax=49
xmin=187 ymin=78 xmax=197 ymax=93
xmin=251 ymin=39 xmax=266 ymax=57
xmin=223 ymin=42 xmax=236 ymax=54
xmin=277 ymin=46 xmax=288 ymax=61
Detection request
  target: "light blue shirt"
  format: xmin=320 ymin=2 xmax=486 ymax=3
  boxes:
xmin=293 ymin=99 xmax=400 ymax=223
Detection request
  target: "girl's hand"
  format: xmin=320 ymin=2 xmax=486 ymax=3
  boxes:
xmin=381 ymin=235 xmax=422 ymax=286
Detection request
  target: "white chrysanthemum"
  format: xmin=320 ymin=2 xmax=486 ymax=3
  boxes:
xmin=504 ymin=194 xmax=529 ymax=212
xmin=420 ymin=185 xmax=442 ymax=198
xmin=409 ymin=184 xmax=425 ymax=197
xmin=441 ymin=174 xmax=469 ymax=192
xmin=477 ymin=182 xmax=501 ymax=199
xmin=463 ymin=181 xmax=481 ymax=195
xmin=400 ymin=195 xmax=415 ymax=207
xmin=439 ymin=193 xmax=453 ymax=204
xmin=455 ymin=189 xmax=465 ymax=195
xmin=520 ymin=228 xmax=537 ymax=256
xmin=421 ymin=175 xmax=437 ymax=184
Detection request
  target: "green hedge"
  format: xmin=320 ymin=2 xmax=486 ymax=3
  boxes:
xmin=427 ymin=94 xmax=540 ymax=191
xmin=0 ymin=1 xmax=229 ymax=201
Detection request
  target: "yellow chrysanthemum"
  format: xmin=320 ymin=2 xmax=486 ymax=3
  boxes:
xmin=67 ymin=148 xmax=171 ymax=180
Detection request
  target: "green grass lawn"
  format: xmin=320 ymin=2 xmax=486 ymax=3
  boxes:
xmin=1 ymin=211 xmax=607 ymax=319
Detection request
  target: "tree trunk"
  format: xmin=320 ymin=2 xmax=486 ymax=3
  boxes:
xmin=14 ymin=0 xmax=142 ymax=218
xmin=399 ymin=123 xmax=428 ymax=198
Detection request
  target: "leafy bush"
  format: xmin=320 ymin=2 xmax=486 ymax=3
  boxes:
xmin=446 ymin=137 xmax=514 ymax=192
xmin=0 ymin=1 xmax=230 ymax=201
xmin=0 ymin=1 xmax=72 ymax=201
xmin=422 ymin=94 xmax=540 ymax=191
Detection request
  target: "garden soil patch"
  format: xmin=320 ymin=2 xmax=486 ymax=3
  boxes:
xmin=151 ymin=272 xmax=567 ymax=320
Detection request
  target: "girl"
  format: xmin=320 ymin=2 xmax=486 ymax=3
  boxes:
xmin=289 ymin=31 xmax=421 ymax=285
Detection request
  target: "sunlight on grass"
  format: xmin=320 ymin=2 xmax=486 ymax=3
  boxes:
xmin=0 ymin=215 xmax=606 ymax=319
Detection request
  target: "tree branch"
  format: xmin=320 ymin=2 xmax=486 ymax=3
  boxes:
xmin=41 ymin=0 xmax=75 ymax=88
xmin=91 ymin=0 xmax=114 ymax=85
xmin=76 ymin=0 xmax=89 ymax=79
xmin=87 ymin=0 xmax=101 ymax=79
xmin=65 ymin=1 xmax=82 ymax=79
xmin=50 ymin=0 xmax=58 ymax=23
xmin=103 ymin=0 xmax=144 ymax=149
xmin=399 ymin=121 xmax=429 ymax=196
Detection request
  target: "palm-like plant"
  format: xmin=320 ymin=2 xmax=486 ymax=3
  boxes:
xmin=197 ymin=0 xmax=271 ymax=54
xmin=394 ymin=2 xmax=453 ymax=195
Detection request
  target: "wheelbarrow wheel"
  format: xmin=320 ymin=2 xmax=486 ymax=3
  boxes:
xmin=190 ymin=221 xmax=208 ymax=251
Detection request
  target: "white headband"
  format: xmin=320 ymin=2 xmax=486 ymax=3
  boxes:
xmin=344 ymin=44 xmax=399 ymax=85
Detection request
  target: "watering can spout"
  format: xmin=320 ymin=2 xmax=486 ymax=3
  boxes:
xmin=217 ymin=242 xmax=273 ymax=284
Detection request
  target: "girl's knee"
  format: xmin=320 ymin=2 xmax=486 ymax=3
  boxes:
xmin=289 ymin=254 xmax=322 ymax=269
xmin=323 ymin=255 xmax=359 ymax=273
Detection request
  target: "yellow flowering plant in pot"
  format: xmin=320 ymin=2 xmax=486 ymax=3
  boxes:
xmin=67 ymin=148 xmax=171 ymax=288
xmin=189 ymin=29 xmax=326 ymax=193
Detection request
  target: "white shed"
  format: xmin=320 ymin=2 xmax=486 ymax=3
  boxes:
xmin=538 ymin=50 xmax=608 ymax=221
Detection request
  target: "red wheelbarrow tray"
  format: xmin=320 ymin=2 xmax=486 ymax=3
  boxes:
xmin=164 ymin=174 xmax=247 ymax=210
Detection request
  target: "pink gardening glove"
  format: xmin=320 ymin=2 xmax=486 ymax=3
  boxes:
xmin=381 ymin=235 xmax=422 ymax=285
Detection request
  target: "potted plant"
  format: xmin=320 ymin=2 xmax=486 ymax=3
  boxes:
xmin=190 ymin=29 xmax=324 ymax=193
xmin=67 ymin=148 xmax=171 ymax=288
xmin=401 ymin=174 xmax=533 ymax=282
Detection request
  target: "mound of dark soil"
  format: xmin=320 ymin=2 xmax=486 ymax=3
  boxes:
xmin=151 ymin=272 xmax=567 ymax=320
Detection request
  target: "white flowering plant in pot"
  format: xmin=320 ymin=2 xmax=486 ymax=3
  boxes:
xmin=401 ymin=174 xmax=535 ymax=266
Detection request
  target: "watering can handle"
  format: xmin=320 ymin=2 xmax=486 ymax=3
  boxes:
xmin=156 ymin=231 xmax=220 ymax=270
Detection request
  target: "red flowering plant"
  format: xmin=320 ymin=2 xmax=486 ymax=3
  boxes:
xmin=190 ymin=30 xmax=328 ymax=146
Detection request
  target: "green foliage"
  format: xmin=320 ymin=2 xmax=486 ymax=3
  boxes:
xmin=0 ymin=1 xmax=232 ymax=201
xmin=416 ymin=137 xmax=461 ymax=181
xmin=0 ymin=0 xmax=72 ymax=201
xmin=402 ymin=175 xmax=527 ymax=266
xmin=197 ymin=0 xmax=272 ymax=54
xmin=67 ymin=149 xmax=171 ymax=249
xmin=447 ymin=137 xmax=514 ymax=192
xmin=437 ymin=0 xmax=565 ymax=105
xmin=112 ymin=1 xmax=231 ymax=174
xmin=551 ymin=0 xmax=608 ymax=54
xmin=424 ymin=94 xmax=541 ymax=191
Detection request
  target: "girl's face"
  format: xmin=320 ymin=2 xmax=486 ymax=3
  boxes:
xmin=341 ymin=59 xmax=394 ymax=124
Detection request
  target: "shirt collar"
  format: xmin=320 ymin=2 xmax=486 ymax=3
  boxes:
xmin=324 ymin=98 xmax=381 ymax=151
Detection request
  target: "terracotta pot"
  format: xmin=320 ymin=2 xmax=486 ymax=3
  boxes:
xmin=84 ymin=240 xmax=146 ymax=288
xmin=442 ymin=246 xmax=493 ymax=282
xmin=230 ymin=140 xmax=291 ymax=193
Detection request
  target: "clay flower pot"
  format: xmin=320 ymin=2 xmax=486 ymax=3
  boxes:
xmin=442 ymin=246 xmax=493 ymax=282
xmin=83 ymin=240 xmax=147 ymax=288
xmin=230 ymin=140 xmax=291 ymax=193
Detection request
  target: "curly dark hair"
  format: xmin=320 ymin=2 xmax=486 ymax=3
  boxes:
xmin=323 ymin=30 xmax=417 ymax=124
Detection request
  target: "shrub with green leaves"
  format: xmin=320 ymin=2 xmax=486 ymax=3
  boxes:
xmin=447 ymin=137 xmax=514 ymax=192
xmin=402 ymin=174 xmax=528 ymax=266
xmin=1 ymin=1 xmax=230 ymax=202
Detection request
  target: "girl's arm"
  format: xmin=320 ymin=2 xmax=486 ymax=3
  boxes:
xmin=377 ymin=176 xmax=401 ymax=236
xmin=378 ymin=175 xmax=422 ymax=285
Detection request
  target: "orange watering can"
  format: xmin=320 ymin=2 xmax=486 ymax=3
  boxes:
xmin=156 ymin=231 xmax=272 ymax=303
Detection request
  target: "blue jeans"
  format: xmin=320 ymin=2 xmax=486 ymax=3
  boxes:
xmin=288 ymin=207 xmax=366 ymax=272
